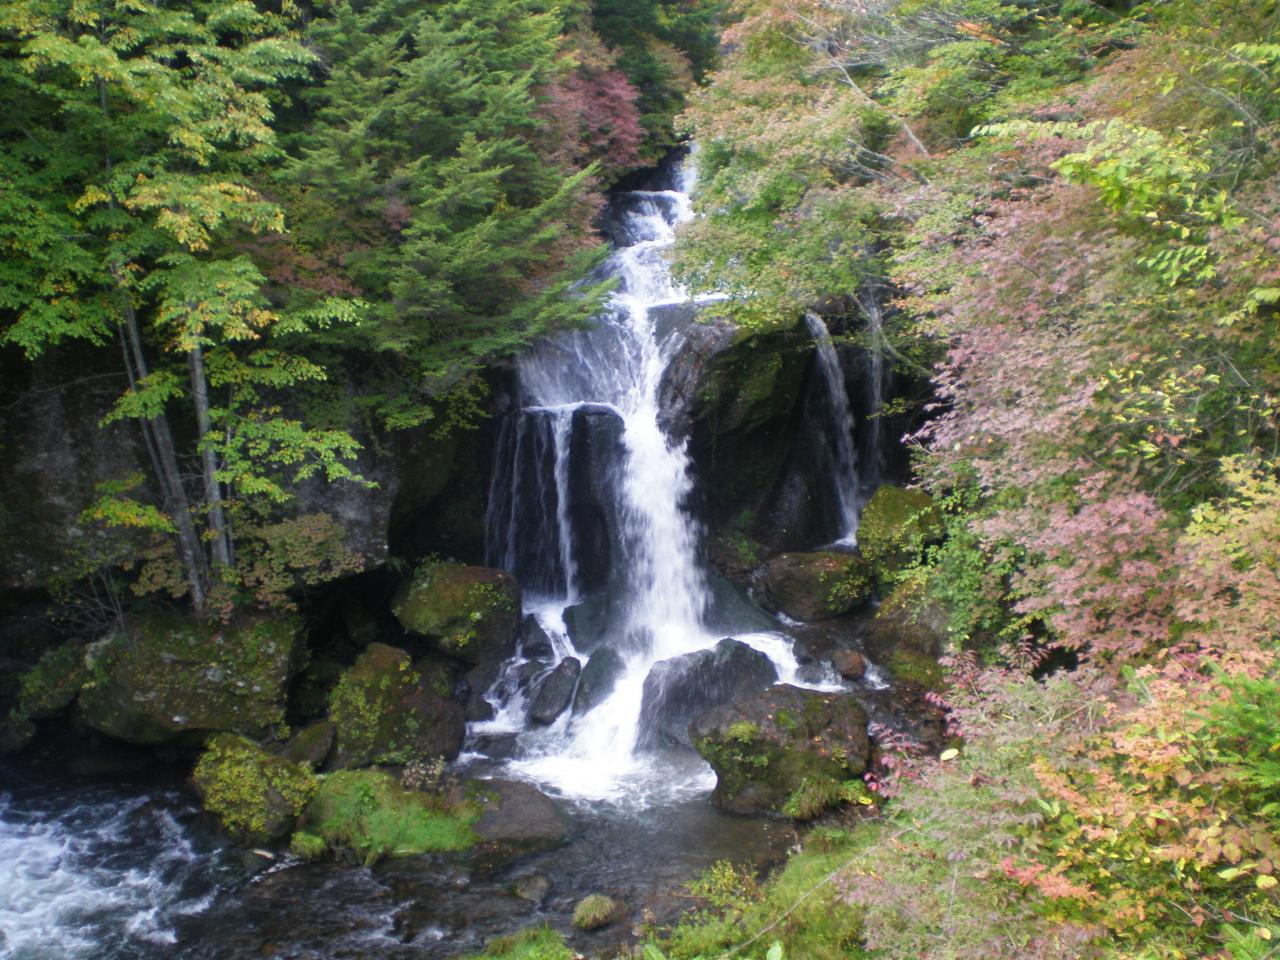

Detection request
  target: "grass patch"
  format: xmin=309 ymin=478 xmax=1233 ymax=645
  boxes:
xmin=655 ymin=827 xmax=870 ymax=960
xmin=460 ymin=927 xmax=573 ymax=960
xmin=300 ymin=769 xmax=478 ymax=863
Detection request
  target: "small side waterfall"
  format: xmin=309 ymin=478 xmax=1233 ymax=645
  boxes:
xmin=476 ymin=156 xmax=835 ymax=804
xmin=804 ymin=311 xmax=862 ymax=545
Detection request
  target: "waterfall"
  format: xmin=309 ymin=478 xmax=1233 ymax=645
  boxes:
xmin=477 ymin=155 xmax=831 ymax=804
xmin=804 ymin=312 xmax=863 ymax=545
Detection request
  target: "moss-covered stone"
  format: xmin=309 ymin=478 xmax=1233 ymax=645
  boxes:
xmin=0 ymin=714 xmax=35 ymax=755
xmin=78 ymin=612 xmax=301 ymax=744
xmin=391 ymin=562 xmax=519 ymax=666
xmin=572 ymin=894 xmax=624 ymax=931
xmin=299 ymin=768 xmax=478 ymax=863
xmin=327 ymin=643 xmax=465 ymax=768
xmin=758 ymin=551 xmax=873 ymax=621
xmin=692 ymin=685 xmax=870 ymax=816
xmin=867 ymin=579 xmax=951 ymax=660
xmin=857 ymin=486 xmax=944 ymax=579
xmin=193 ymin=734 xmax=318 ymax=844
xmin=16 ymin=639 xmax=87 ymax=719
xmin=277 ymin=720 xmax=335 ymax=769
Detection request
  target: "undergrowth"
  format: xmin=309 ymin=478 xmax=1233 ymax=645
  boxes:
xmin=299 ymin=769 xmax=478 ymax=863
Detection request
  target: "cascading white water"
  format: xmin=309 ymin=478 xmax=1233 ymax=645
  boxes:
xmin=804 ymin=311 xmax=863 ymax=545
xmin=478 ymin=156 xmax=838 ymax=804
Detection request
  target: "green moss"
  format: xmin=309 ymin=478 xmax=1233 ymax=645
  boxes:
xmin=16 ymin=640 xmax=87 ymax=719
xmin=327 ymin=643 xmax=454 ymax=767
xmin=725 ymin=721 xmax=759 ymax=743
xmin=193 ymin=734 xmax=317 ymax=844
xmin=390 ymin=562 xmax=519 ymax=662
xmin=820 ymin=557 xmax=874 ymax=614
xmin=459 ymin=928 xmax=573 ymax=960
xmin=289 ymin=830 xmax=327 ymax=860
xmin=572 ymin=893 xmax=621 ymax=931
xmin=886 ymin=650 xmax=945 ymax=691
xmin=857 ymin=486 xmax=944 ymax=580
xmin=78 ymin=612 xmax=301 ymax=744
xmin=301 ymin=769 xmax=478 ymax=863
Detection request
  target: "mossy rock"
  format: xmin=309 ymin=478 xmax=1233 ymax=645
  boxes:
xmin=0 ymin=714 xmax=35 ymax=755
xmin=78 ymin=612 xmax=301 ymax=745
xmin=327 ymin=643 xmax=465 ymax=768
xmin=16 ymin=639 xmax=87 ymax=719
xmin=391 ymin=562 xmax=520 ymax=666
xmin=192 ymin=734 xmax=317 ymax=845
xmin=857 ymin=486 xmax=943 ymax=578
xmin=692 ymin=685 xmax=870 ymax=816
xmin=572 ymin=893 xmax=625 ymax=931
xmin=298 ymin=768 xmax=479 ymax=863
xmin=758 ymin=552 xmax=873 ymax=622
xmin=277 ymin=720 xmax=335 ymax=769
xmin=866 ymin=579 xmax=951 ymax=661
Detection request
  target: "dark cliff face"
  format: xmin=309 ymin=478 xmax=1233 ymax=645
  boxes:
xmin=0 ymin=345 xmax=504 ymax=594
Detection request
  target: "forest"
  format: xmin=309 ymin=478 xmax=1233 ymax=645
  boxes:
xmin=2 ymin=0 xmax=1280 ymax=958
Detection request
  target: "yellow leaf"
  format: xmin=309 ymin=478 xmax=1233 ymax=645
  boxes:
xmin=1258 ymin=875 xmax=1278 ymax=890
xmin=939 ymin=748 xmax=959 ymax=762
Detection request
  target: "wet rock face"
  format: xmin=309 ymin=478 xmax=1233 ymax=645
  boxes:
xmin=758 ymin=551 xmax=873 ymax=622
xmin=470 ymin=778 xmax=569 ymax=857
xmin=567 ymin=405 xmax=627 ymax=595
xmin=327 ymin=643 xmax=465 ymax=768
xmin=660 ymin=322 xmax=818 ymax=550
xmin=573 ymin=647 xmax=625 ymax=715
xmin=527 ymin=657 xmax=581 ymax=725
xmin=391 ymin=562 xmax=520 ymax=666
xmin=637 ymin=639 xmax=777 ymax=749
xmin=691 ymin=684 xmax=871 ymax=816
xmin=520 ymin=615 xmax=554 ymax=659
xmin=277 ymin=721 xmax=335 ymax=769
xmin=78 ymin=613 xmax=301 ymax=745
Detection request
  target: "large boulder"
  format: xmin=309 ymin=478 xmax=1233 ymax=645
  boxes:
xmin=527 ymin=657 xmax=580 ymax=725
xmin=327 ymin=643 xmax=465 ymax=768
xmin=78 ymin=613 xmax=301 ymax=745
xmin=691 ymin=685 xmax=871 ymax=816
xmin=638 ymin=639 xmax=777 ymax=749
xmin=758 ymin=552 xmax=873 ymax=622
xmin=470 ymin=778 xmax=569 ymax=857
xmin=573 ymin=647 xmax=626 ymax=715
xmin=857 ymin=486 xmax=944 ymax=578
xmin=391 ymin=562 xmax=520 ymax=666
xmin=193 ymin=734 xmax=317 ymax=845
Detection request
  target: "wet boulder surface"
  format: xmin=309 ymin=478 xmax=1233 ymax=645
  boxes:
xmin=327 ymin=643 xmax=465 ymax=768
xmin=757 ymin=551 xmax=872 ymax=622
xmin=527 ymin=657 xmax=581 ymax=725
xmin=78 ymin=613 xmax=302 ymax=745
xmin=691 ymin=684 xmax=871 ymax=816
xmin=391 ymin=562 xmax=520 ymax=666
xmin=637 ymin=638 xmax=777 ymax=749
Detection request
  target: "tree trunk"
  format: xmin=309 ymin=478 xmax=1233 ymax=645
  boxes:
xmin=189 ymin=341 xmax=232 ymax=569
xmin=121 ymin=304 xmax=209 ymax=610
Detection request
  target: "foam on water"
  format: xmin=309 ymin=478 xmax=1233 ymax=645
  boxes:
xmin=0 ymin=787 xmax=218 ymax=960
